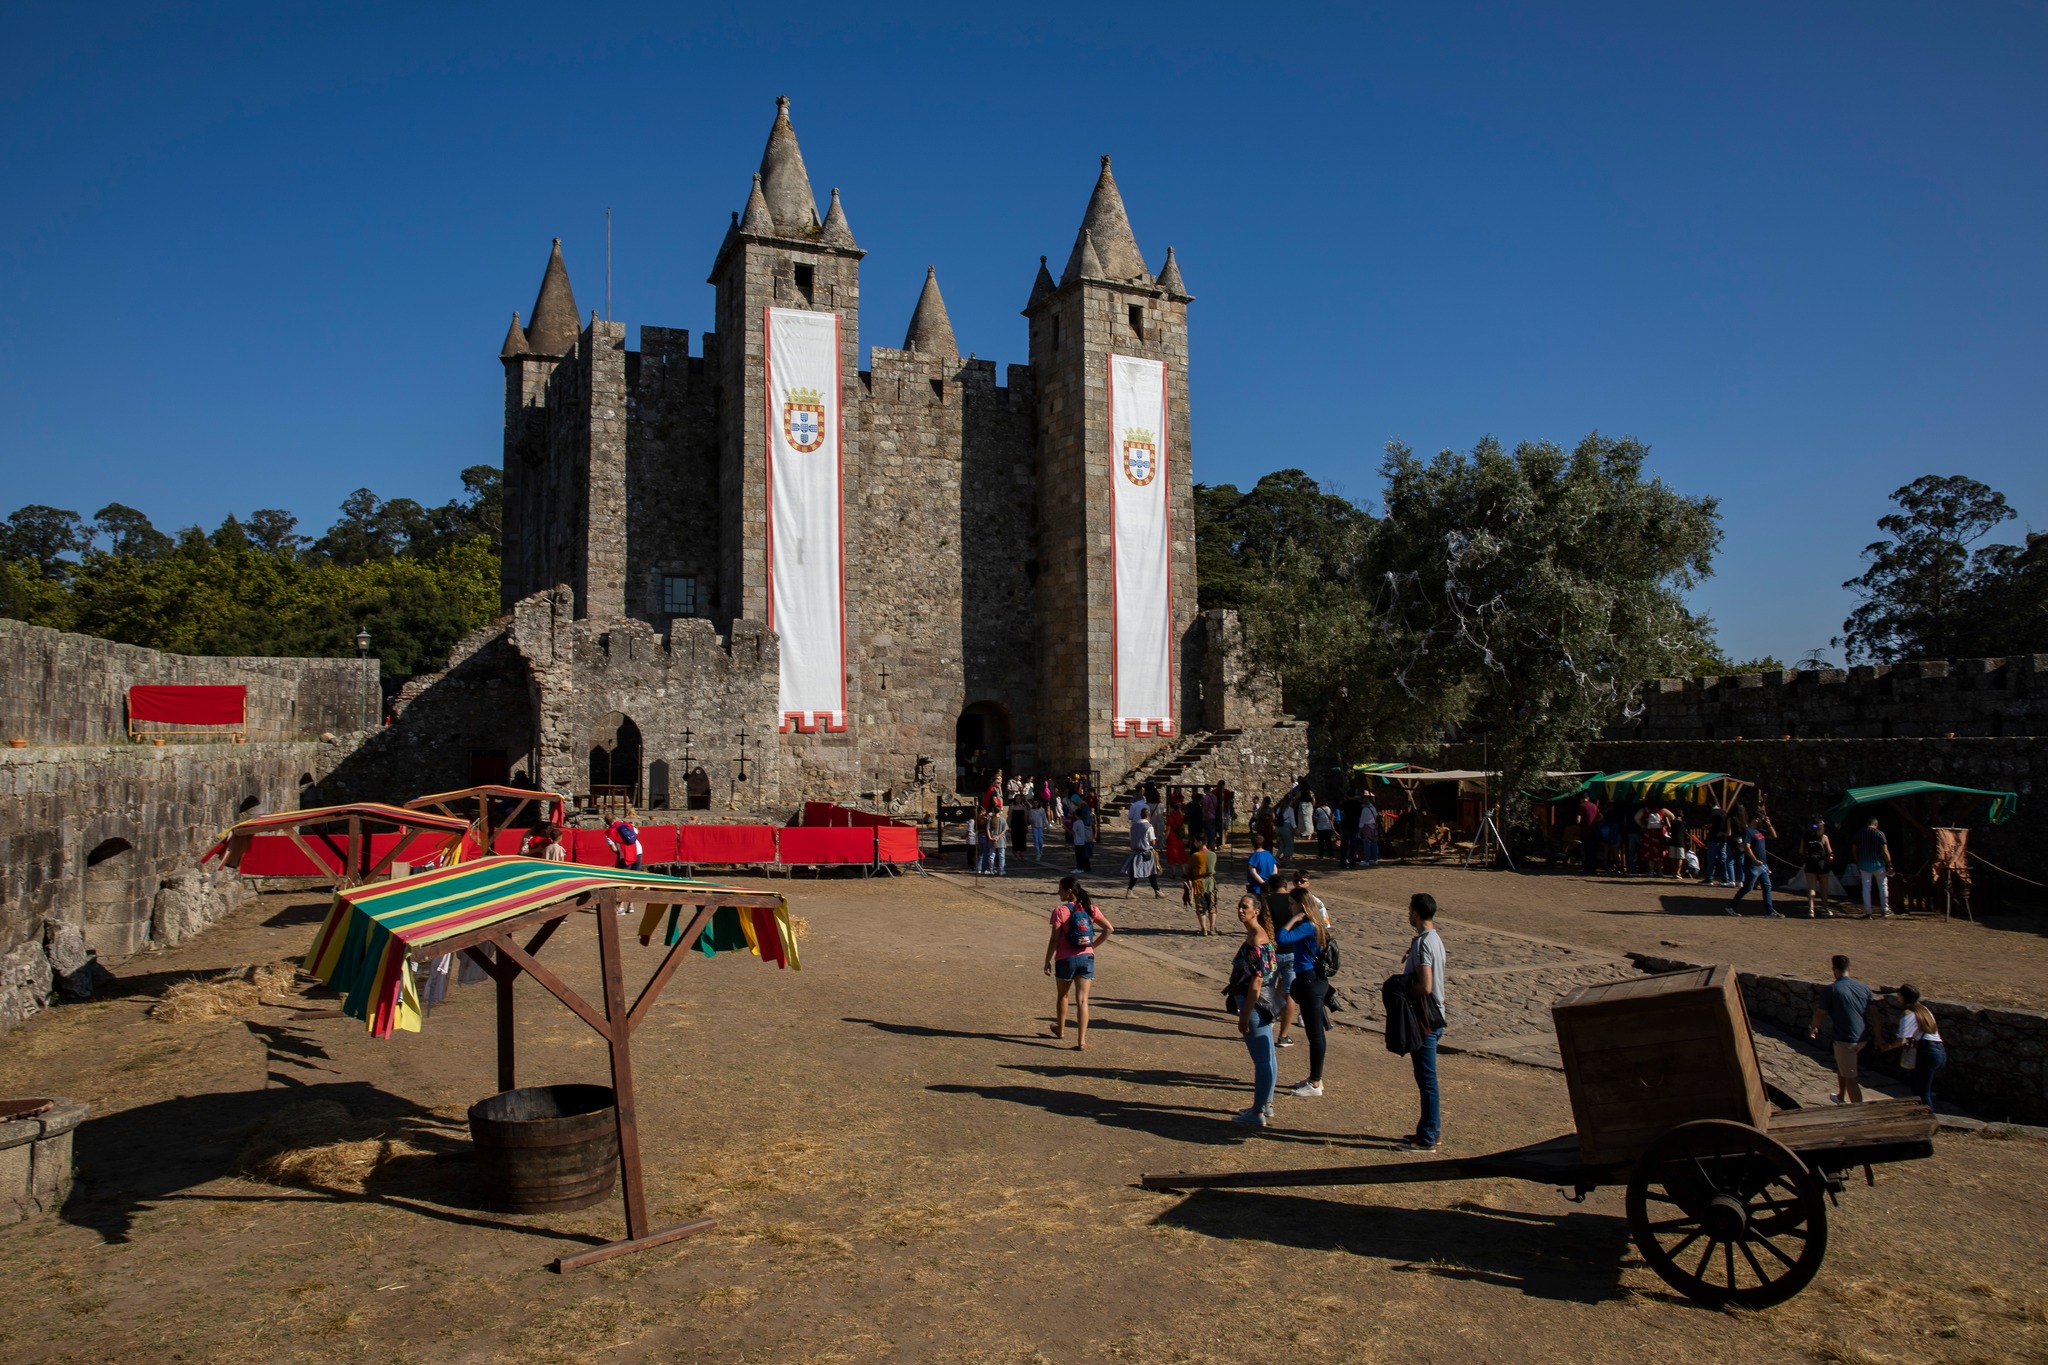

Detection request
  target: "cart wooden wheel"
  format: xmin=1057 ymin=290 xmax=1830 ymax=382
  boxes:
xmin=1624 ymin=1119 xmax=1828 ymax=1309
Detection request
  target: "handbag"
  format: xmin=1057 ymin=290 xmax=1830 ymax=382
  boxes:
xmin=1901 ymin=1043 xmax=1918 ymax=1071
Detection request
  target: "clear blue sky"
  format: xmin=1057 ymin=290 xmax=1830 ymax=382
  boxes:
xmin=4 ymin=3 xmax=2044 ymax=664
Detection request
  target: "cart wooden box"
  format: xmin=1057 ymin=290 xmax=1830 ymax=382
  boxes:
xmin=1552 ymin=965 xmax=1769 ymax=1164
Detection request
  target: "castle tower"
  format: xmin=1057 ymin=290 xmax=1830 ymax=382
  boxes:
xmin=707 ymin=97 xmax=865 ymax=733
xmin=1025 ymin=157 xmax=1197 ymax=779
xmin=501 ymin=239 xmax=580 ymax=610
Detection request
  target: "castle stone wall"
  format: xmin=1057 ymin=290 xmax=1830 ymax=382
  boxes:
xmin=0 ymin=618 xmax=372 ymax=745
xmin=1617 ymin=656 xmax=2048 ymax=741
xmin=627 ymin=327 xmax=724 ymax=625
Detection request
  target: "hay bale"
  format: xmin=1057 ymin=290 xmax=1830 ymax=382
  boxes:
xmin=789 ymin=914 xmax=811 ymax=942
xmin=150 ymin=976 xmax=260 ymax=1024
xmin=148 ymin=961 xmax=302 ymax=1023
xmin=236 ymin=1100 xmax=425 ymax=1191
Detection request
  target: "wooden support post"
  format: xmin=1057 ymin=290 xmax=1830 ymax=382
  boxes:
xmin=595 ymin=891 xmax=649 ymax=1240
xmin=495 ymin=954 xmax=516 ymax=1093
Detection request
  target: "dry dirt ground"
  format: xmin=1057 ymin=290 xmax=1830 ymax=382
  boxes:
xmin=1 ymin=871 xmax=2045 ymax=1363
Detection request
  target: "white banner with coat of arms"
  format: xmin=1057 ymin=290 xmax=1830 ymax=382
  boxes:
xmin=766 ymin=307 xmax=846 ymax=732
xmin=1109 ymin=353 xmax=1173 ymax=737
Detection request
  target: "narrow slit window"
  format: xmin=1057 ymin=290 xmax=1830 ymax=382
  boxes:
xmin=794 ymin=264 xmax=815 ymax=299
xmin=1129 ymin=304 xmax=1144 ymax=339
xmin=1052 ymin=316 xmax=1061 ymax=350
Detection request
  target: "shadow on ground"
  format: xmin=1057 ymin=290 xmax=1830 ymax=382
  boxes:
xmin=1152 ymin=1188 xmax=1633 ymax=1303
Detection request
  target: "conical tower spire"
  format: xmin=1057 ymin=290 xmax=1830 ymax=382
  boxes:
xmin=902 ymin=266 xmax=957 ymax=356
xmin=757 ymin=95 xmax=819 ymax=235
xmin=818 ymin=187 xmax=857 ymax=248
xmin=1066 ymin=230 xmax=1105 ymax=285
xmin=499 ymin=310 xmax=530 ymax=360
xmin=1156 ymin=245 xmax=1188 ymax=298
xmin=1023 ymin=255 xmax=1056 ymax=313
xmin=1061 ymin=155 xmax=1148 ymax=284
xmin=526 ymin=239 xmax=581 ymax=356
xmin=739 ymin=174 xmax=775 ymax=234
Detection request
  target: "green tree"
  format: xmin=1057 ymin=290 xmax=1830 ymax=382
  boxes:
xmin=247 ymin=509 xmax=306 ymax=556
xmin=1368 ymin=433 xmax=1721 ymax=809
xmin=1840 ymin=475 xmax=2014 ymax=662
xmin=93 ymin=503 xmax=173 ymax=560
xmin=0 ymin=505 xmax=92 ymax=580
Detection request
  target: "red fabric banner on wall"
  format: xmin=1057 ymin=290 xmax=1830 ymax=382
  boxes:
xmin=129 ymin=685 xmax=246 ymax=726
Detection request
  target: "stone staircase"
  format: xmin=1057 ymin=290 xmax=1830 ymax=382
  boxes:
xmin=1112 ymin=729 xmax=1241 ymax=804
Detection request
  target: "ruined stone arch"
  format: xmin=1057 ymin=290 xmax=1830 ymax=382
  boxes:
xmin=955 ymin=701 xmax=1011 ymax=794
xmin=588 ymin=712 xmax=643 ymax=806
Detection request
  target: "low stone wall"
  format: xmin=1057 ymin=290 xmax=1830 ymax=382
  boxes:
xmin=1631 ymin=954 xmax=2048 ymax=1126
xmin=0 ymin=618 xmax=374 ymax=745
xmin=0 ymin=727 xmax=357 ymax=1030
xmin=1619 ymin=656 xmax=2048 ymax=742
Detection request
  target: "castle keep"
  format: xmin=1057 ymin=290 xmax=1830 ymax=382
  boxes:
xmin=450 ymin=97 xmax=1290 ymax=805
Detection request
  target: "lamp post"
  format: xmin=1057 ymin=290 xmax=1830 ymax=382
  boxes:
xmin=355 ymin=628 xmax=372 ymax=730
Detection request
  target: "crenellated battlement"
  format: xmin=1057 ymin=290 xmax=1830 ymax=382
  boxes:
xmin=1614 ymin=655 xmax=2048 ymax=740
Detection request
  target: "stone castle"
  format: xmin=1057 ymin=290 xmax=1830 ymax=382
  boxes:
xmin=415 ymin=96 xmax=1296 ymax=805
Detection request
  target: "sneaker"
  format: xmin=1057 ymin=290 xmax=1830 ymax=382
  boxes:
xmin=1399 ymin=1135 xmax=1440 ymax=1152
xmin=1723 ymin=907 xmax=1741 ymax=917
xmin=1287 ymin=1080 xmax=1323 ymax=1098
xmin=1829 ymin=1094 xmax=1847 ymax=1105
xmin=1819 ymin=909 xmax=1835 ymax=918
xmin=1231 ymin=1107 xmax=1267 ymax=1127
xmin=1767 ymin=911 xmax=1784 ymax=918
xmin=1277 ymin=1036 xmax=1296 ymax=1049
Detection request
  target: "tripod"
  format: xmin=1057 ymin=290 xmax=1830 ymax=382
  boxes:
xmin=1465 ymin=805 xmax=1515 ymax=871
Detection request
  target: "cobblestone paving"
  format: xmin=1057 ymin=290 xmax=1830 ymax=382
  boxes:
xmin=944 ymin=839 xmax=1914 ymax=1108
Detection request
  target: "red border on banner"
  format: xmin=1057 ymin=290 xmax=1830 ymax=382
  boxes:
xmin=763 ymin=306 xmax=850 ymax=735
xmin=1107 ymin=354 xmax=1175 ymax=739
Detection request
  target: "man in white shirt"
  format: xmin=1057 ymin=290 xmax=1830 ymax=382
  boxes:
xmin=1403 ymin=893 xmax=1448 ymax=1151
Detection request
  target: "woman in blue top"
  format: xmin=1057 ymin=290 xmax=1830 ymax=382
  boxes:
xmin=1227 ymin=893 xmax=1279 ymax=1127
xmin=1274 ymin=884 xmax=1330 ymax=1097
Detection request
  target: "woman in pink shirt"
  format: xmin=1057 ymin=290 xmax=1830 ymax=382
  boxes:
xmin=1044 ymin=876 xmax=1113 ymax=1049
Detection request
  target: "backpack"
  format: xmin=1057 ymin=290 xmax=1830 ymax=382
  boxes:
xmin=1319 ymin=931 xmax=1342 ymax=979
xmin=617 ymin=823 xmax=639 ymax=846
xmin=1064 ymin=905 xmax=1097 ymax=951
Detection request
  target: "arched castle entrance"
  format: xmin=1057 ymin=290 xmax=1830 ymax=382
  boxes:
xmin=588 ymin=712 xmax=643 ymax=808
xmin=955 ymin=702 xmax=1011 ymax=794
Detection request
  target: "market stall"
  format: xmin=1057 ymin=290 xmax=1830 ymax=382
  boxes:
xmin=301 ymin=855 xmax=797 ymax=1270
xmin=204 ymin=803 xmax=473 ymax=887
xmin=1821 ymin=780 xmax=2019 ymax=921
xmin=405 ymin=784 xmax=569 ymax=854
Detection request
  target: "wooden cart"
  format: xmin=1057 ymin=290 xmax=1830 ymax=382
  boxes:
xmin=1142 ymin=966 xmax=1937 ymax=1309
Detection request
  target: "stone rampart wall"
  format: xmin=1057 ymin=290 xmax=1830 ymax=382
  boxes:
xmin=0 ymin=618 xmax=373 ymax=745
xmin=1617 ymin=656 xmax=2048 ymax=741
xmin=1632 ymin=954 xmax=2048 ymax=1126
xmin=1168 ymin=722 xmax=1311 ymax=802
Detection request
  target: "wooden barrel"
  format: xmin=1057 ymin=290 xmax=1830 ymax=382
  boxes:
xmin=467 ymin=1084 xmax=619 ymax=1213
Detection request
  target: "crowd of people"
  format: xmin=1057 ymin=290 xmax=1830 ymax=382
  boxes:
xmin=1573 ymin=795 xmax=1906 ymax=920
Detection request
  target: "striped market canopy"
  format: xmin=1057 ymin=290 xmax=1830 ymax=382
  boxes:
xmin=1575 ymin=770 xmax=1750 ymax=802
xmin=1822 ymin=781 xmax=2018 ymax=828
xmin=303 ymin=856 xmax=780 ymax=1037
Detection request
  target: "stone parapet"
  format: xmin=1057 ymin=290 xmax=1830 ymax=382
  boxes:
xmin=1631 ymin=953 xmax=2048 ymax=1126
xmin=0 ymin=1099 xmax=88 ymax=1226
xmin=0 ymin=618 xmax=373 ymax=745
xmin=1615 ymin=656 xmax=2048 ymax=741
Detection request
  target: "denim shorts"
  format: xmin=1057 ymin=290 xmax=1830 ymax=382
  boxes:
xmin=1055 ymin=954 xmax=1095 ymax=981
xmin=1276 ymin=958 xmax=1297 ymax=994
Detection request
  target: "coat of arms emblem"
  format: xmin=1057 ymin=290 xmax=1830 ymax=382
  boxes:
xmin=1121 ymin=427 xmax=1158 ymax=486
xmin=783 ymin=388 xmax=827 ymax=453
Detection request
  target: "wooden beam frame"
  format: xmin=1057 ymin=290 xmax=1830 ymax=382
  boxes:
xmin=404 ymin=882 xmax=782 ymax=1271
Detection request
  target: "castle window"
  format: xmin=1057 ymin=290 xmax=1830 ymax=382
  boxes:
xmin=661 ymin=575 xmax=699 ymax=618
xmin=1052 ymin=316 xmax=1061 ymax=351
xmin=1129 ymin=304 xmax=1145 ymax=339
xmin=794 ymin=263 xmax=815 ymax=300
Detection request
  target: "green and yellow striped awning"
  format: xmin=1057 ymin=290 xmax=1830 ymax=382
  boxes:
xmin=303 ymin=856 xmax=782 ymax=1038
xmin=1575 ymin=770 xmax=1751 ymax=803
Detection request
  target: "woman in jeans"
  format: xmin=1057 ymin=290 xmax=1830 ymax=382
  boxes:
xmin=1274 ymin=884 xmax=1331 ymax=1098
xmin=1227 ymin=893 xmax=1279 ymax=1127
xmin=1881 ymin=983 xmax=1947 ymax=1108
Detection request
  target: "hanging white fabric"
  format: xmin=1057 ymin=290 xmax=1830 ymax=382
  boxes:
xmin=1109 ymin=353 xmax=1174 ymax=736
xmin=765 ymin=307 xmax=847 ymax=732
